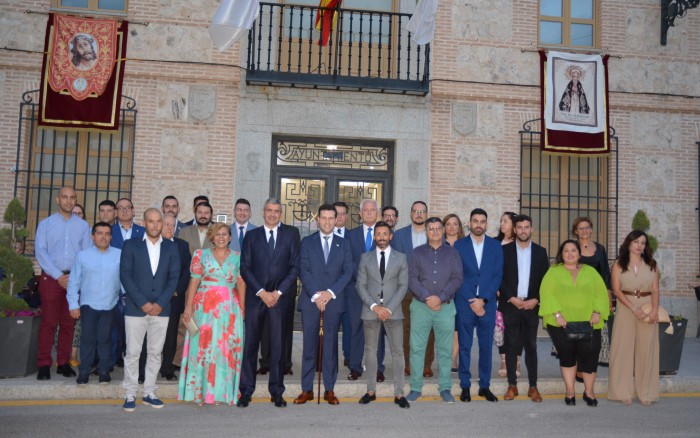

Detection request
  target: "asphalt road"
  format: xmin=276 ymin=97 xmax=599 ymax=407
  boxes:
xmin=1 ymin=395 xmax=698 ymax=438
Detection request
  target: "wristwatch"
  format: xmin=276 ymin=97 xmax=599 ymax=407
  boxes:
xmin=554 ymin=312 xmax=562 ymax=318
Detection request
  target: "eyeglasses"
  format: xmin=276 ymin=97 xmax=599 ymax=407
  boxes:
xmin=426 ymin=227 xmax=443 ymax=232
xmin=412 ymin=210 xmax=427 ymax=214
xmin=117 ymin=206 xmax=132 ymax=211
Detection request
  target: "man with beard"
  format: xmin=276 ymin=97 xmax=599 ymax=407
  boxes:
xmin=178 ymin=202 xmax=215 ymax=255
xmin=382 ymin=206 xmax=399 ymax=230
xmin=454 ymin=208 xmax=503 ymax=403
xmin=499 ymin=214 xmax=548 ymax=402
xmin=161 ymin=196 xmax=186 ymax=237
xmin=70 ymin=34 xmax=97 ymax=70
xmin=392 ymin=201 xmax=435 ymax=378
xmin=182 ymin=195 xmax=209 ymax=227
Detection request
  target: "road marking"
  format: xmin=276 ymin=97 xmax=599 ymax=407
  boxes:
xmin=1 ymin=393 xmax=700 ymax=407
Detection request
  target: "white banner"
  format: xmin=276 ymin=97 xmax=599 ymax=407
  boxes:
xmin=209 ymin=0 xmax=260 ymax=52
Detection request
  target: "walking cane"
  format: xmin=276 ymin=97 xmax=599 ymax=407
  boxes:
xmin=317 ymin=310 xmax=324 ymax=404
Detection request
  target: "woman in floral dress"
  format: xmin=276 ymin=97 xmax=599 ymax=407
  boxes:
xmin=178 ymin=223 xmax=246 ymax=405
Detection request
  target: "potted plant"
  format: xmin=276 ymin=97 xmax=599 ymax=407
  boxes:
xmin=0 ymin=198 xmax=40 ymax=378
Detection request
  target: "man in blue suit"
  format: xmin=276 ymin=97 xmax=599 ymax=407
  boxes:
xmin=392 ymin=201 xmax=435 ymax=377
xmin=161 ymin=195 xmax=186 ymax=237
xmin=454 ymin=208 xmax=503 ymax=403
xmin=110 ymin=198 xmax=145 ymax=368
xmin=110 ymin=198 xmax=145 ymax=249
xmin=120 ymin=208 xmax=180 ymax=412
xmin=293 ymin=204 xmax=353 ymax=405
xmin=238 ymin=198 xmax=300 ymax=408
xmin=229 ymin=198 xmax=257 ymax=253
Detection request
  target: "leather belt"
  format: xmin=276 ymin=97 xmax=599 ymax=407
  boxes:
xmin=622 ymin=290 xmax=651 ymax=298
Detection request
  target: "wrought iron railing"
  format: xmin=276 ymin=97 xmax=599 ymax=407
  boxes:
xmin=246 ymin=2 xmax=430 ymax=94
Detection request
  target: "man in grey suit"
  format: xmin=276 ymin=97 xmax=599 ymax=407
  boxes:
xmin=230 ymin=198 xmax=256 ymax=253
xmin=178 ymin=201 xmax=214 ymax=255
xmin=356 ymin=221 xmax=410 ymax=408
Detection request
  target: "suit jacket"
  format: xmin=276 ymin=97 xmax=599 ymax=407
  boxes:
xmin=454 ymin=235 xmax=504 ymax=310
xmin=229 ymin=222 xmax=257 ymax=252
xmin=110 ymin=222 xmax=145 ymax=249
xmin=392 ymin=224 xmax=416 ymax=257
xmin=173 ymin=237 xmax=192 ymax=299
xmin=120 ymin=237 xmax=181 ymax=317
xmin=240 ymin=224 xmax=300 ymax=310
xmin=174 ymin=220 xmax=187 ymax=238
xmin=498 ymin=241 xmax=549 ymax=313
xmin=178 ymin=223 xmax=214 ymax=256
xmin=356 ymin=248 xmax=409 ymax=320
xmin=298 ymin=232 xmax=353 ymax=314
xmin=346 ymin=224 xmax=376 ymax=279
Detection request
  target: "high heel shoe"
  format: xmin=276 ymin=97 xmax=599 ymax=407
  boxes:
xmin=564 ymin=395 xmax=576 ymax=406
xmin=582 ymin=392 xmax=598 ymax=407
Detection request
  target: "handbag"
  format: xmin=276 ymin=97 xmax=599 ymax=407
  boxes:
xmin=185 ymin=317 xmax=199 ymax=336
xmin=640 ymin=304 xmax=673 ymax=334
xmin=564 ymin=321 xmax=593 ymax=341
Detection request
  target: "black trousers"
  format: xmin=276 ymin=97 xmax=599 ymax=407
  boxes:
xmin=503 ymin=308 xmax=539 ymax=387
xmin=259 ymin=286 xmax=295 ymax=369
xmin=160 ymin=292 xmax=185 ymax=373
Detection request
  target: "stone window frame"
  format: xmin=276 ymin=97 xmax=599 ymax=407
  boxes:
xmin=51 ymin=0 xmax=128 ymax=17
xmin=538 ymin=0 xmax=598 ymax=48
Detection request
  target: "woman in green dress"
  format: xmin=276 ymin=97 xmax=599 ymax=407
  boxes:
xmin=178 ymin=223 xmax=246 ymax=405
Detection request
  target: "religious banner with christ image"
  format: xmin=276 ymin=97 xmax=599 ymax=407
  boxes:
xmin=540 ymin=50 xmax=610 ymax=155
xmin=39 ymin=14 xmax=128 ymax=130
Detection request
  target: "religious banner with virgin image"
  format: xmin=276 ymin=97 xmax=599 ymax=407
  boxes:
xmin=39 ymin=14 xmax=128 ymax=130
xmin=540 ymin=50 xmax=610 ymax=156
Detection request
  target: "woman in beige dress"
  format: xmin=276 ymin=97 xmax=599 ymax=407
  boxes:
xmin=608 ymin=230 xmax=660 ymax=405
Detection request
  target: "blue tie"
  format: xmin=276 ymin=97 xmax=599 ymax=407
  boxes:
xmin=268 ymin=229 xmax=275 ymax=254
xmin=365 ymin=227 xmax=373 ymax=252
xmin=323 ymin=235 xmax=330 ymax=263
xmin=238 ymin=226 xmax=244 ymax=249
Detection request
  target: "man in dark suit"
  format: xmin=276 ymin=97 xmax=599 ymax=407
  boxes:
xmin=120 ymin=208 xmax=180 ymax=412
xmin=499 ymin=214 xmax=548 ymax=402
xmin=356 ymin=222 xmax=410 ymax=408
xmin=229 ymin=198 xmax=256 ymax=253
xmin=392 ymin=201 xmax=435 ymax=378
xmin=293 ymin=204 xmax=353 ymax=405
xmin=161 ymin=195 xmax=186 ymax=237
xmin=454 ymin=208 xmax=504 ymax=403
xmin=157 ymin=213 xmax=192 ymax=380
xmin=238 ymin=198 xmax=300 ymax=408
xmin=110 ymin=197 xmax=145 ymax=369
xmin=345 ymin=198 xmax=386 ymax=381
xmin=110 ymin=198 xmax=145 ymax=249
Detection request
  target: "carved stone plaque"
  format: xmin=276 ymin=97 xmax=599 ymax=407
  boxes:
xmin=188 ymin=86 xmax=217 ymax=123
xmin=452 ymin=101 xmax=477 ymax=136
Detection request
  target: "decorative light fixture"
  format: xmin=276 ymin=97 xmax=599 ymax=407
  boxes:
xmin=661 ymin=0 xmax=700 ymax=45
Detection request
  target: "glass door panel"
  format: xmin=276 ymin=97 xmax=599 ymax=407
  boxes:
xmin=336 ymin=180 xmax=383 ymax=230
xmin=279 ymin=177 xmax=327 ymax=238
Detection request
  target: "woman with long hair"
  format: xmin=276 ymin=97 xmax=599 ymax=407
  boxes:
xmin=443 ymin=214 xmax=465 ymax=372
xmin=608 ymin=230 xmax=660 ymax=406
xmin=496 ymin=212 xmax=518 ymax=377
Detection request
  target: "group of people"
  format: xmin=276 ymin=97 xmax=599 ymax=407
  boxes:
xmin=34 ymin=187 xmax=662 ymax=412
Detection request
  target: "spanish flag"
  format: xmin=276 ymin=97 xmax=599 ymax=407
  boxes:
xmin=315 ymin=0 xmax=342 ymax=46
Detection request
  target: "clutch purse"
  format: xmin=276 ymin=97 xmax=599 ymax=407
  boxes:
xmin=640 ymin=304 xmax=674 ymax=334
xmin=564 ymin=321 xmax=593 ymax=341
xmin=185 ymin=317 xmax=199 ymax=336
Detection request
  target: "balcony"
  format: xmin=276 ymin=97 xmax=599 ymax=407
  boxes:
xmin=246 ymin=2 xmax=430 ymax=95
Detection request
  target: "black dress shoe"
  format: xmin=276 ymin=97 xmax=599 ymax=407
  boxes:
xmin=98 ymin=373 xmax=112 ymax=384
xmin=376 ymin=371 xmax=385 ymax=382
xmin=358 ymin=393 xmax=376 ymax=404
xmin=459 ymin=388 xmax=471 ymax=402
xmin=237 ymin=394 xmax=251 ymax=408
xmin=347 ymin=370 xmax=361 ymax=380
xmin=478 ymin=387 xmax=498 ymax=402
xmin=343 ymin=358 xmax=349 ymax=367
xmin=582 ymin=392 xmax=598 ymax=407
xmin=394 ymin=396 xmax=410 ymax=408
xmin=564 ymin=395 xmax=576 ymax=406
xmin=256 ymin=366 xmax=269 ymax=375
xmin=272 ymin=396 xmax=287 ymax=408
xmin=284 ymin=367 xmax=293 ymax=376
xmin=57 ymin=364 xmax=77 ymax=377
xmin=76 ymin=374 xmax=89 ymax=385
xmin=37 ymin=366 xmax=51 ymax=381
xmin=575 ymin=375 xmax=584 ymax=383
xmin=160 ymin=370 xmax=178 ymax=381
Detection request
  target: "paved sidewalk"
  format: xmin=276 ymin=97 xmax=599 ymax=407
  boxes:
xmin=1 ymin=335 xmax=698 ymax=401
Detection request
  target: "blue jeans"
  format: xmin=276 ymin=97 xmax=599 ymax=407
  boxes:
xmin=79 ymin=305 xmax=115 ymax=377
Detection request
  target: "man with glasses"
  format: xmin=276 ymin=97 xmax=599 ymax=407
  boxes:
xmin=392 ymin=201 xmax=435 ymax=378
xmin=405 ymin=217 xmax=463 ymax=403
xmin=111 ymin=198 xmax=145 ymax=249
xmin=382 ymin=206 xmax=399 ymax=230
